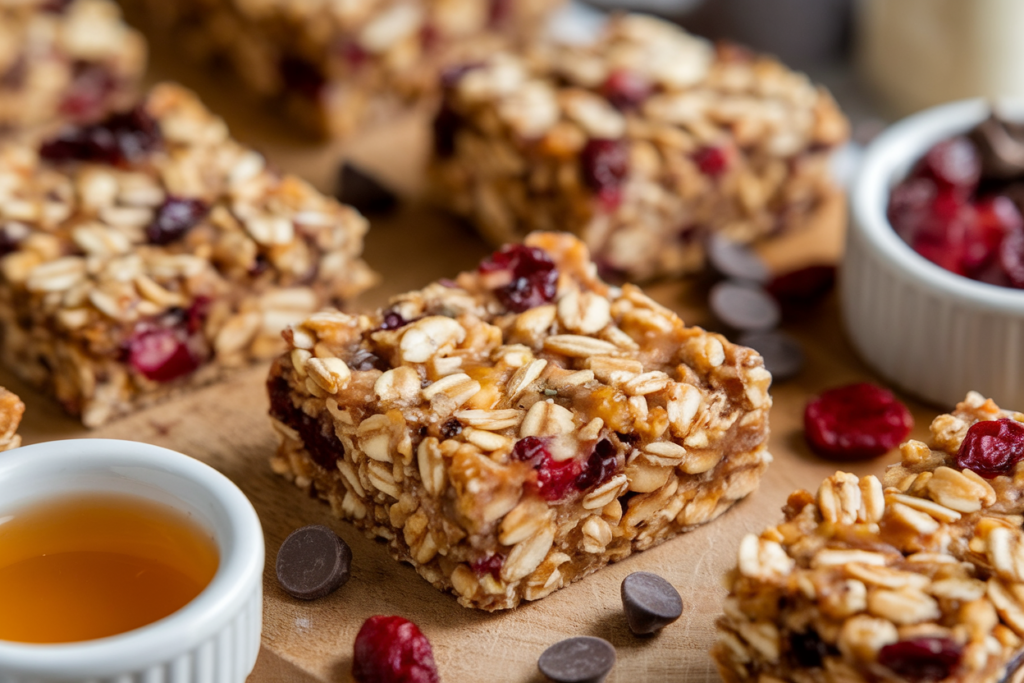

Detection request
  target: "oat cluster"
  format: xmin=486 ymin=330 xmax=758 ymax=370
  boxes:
xmin=0 ymin=83 xmax=374 ymax=426
xmin=430 ymin=14 xmax=849 ymax=281
xmin=269 ymin=232 xmax=772 ymax=610
xmin=0 ymin=0 xmax=145 ymax=132
xmin=715 ymin=392 xmax=1024 ymax=683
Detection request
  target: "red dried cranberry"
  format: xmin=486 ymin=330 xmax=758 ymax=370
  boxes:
xmin=127 ymin=328 xmax=200 ymax=383
xmin=471 ymin=553 xmax=504 ymax=581
xmin=186 ymin=296 xmax=211 ymax=335
xmin=694 ymin=146 xmax=729 ymax=177
xmin=352 ymin=615 xmax=439 ymax=683
xmin=878 ymin=637 xmax=963 ymax=682
xmin=440 ymin=418 xmax=462 ymax=439
xmin=487 ymin=0 xmax=511 ymax=27
xmin=916 ymin=137 xmax=981 ymax=194
xmin=40 ymin=106 xmax=160 ymax=166
xmin=767 ymin=265 xmax=836 ymax=313
xmin=1000 ymin=227 xmax=1024 ymax=288
xmin=961 ymin=195 xmax=1023 ymax=276
xmin=803 ymin=383 xmax=913 ymax=461
xmin=478 ymin=244 xmax=558 ymax=312
xmin=379 ymin=310 xmax=408 ymax=331
xmin=267 ymin=375 xmax=345 ymax=470
xmin=59 ymin=63 xmax=115 ymax=121
xmin=601 ymin=69 xmax=653 ymax=111
xmin=512 ymin=436 xmax=580 ymax=501
xmin=888 ymin=177 xmax=938 ymax=239
xmin=39 ymin=0 xmax=71 ymax=12
xmin=574 ymin=438 xmax=618 ymax=491
xmin=955 ymin=418 xmax=1024 ymax=479
xmin=279 ymin=56 xmax=325 ymax=99
xmin=146 ymin=197 xmax=208 ymax=245
xmin=580 ymin=139 xmax=629 ymax=210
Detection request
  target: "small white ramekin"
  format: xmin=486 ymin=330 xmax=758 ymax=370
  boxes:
xmin=0 ymin=439 xmax=264 ymax=683
xmin=844 ymin=98 xmax=1024 ymax=410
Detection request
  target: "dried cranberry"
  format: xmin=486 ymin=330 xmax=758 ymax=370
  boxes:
xmin=955 ymin=418 xmax=1024 ymax=479
xmin=878 ymin=637 xmax=963 ymax=682
xmin=440 ymin=418 xmax=462 ymax=439
xmin=888 ymin=177 xmax=938 ymax=239
xmin=803 ymin=383 xmax=913 ymax=461
xmin=487 ymin=0 xmax=511 ymax=27
xmin=379 ymin=310 xmax=408 ymax=331
xmin=694 ymin=146 xmax=729 ymax=177
xmin=186 ymin=296 xmax=211 ymax=335
xmin=146 ymin=197 xmax=208 ymax=245
xmin=40 ymin=106 xmax=160 ymax=166
xmin=788 ymin=629 xmax=832 ymax=668
xmin=267 ymin=375 xmax=345 ymax=470
xmin=916 ymin=137 xmax=981 ymax=194
xmin=767 ymin=265 xmax=837 ymax=313
xmin=352 ymin=615 xmax=439 ymax=683
xmin=59 ymin=63 xmax=115 ymax=121
xmin=471 ymin=553 xmax=504 ymax=581
xmin=439 ymin=63 xmax=480 ymax=90
xmin=575 ymin=438 xmax=618 ymax=491
xmin=580 ymin=139 xmax=629 ymax=210
xmin=512 ymin=436 xmax=580 ymax=501
xmin=478 ymin=244 xmax=558 ymax=312
xmin=39 ymin=0 xmax=71 ymax=12
xmin=601 ymin=70 xmax=653 ymax=111
xmin=279 ymin=56 xmax=324 ymax=99
xmin=127 ymin=328 xmax=200 ymax=383
xmin=1000 ymin=227 xmax=1024 ymax=288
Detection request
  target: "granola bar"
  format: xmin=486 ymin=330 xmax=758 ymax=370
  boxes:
xmin=0 ymin=388 xmax=25 ymax=451
xmin=120 ymin=0 xmax=562 ymax=138
xmin=268 ymin=231 xmax=772 ymax=610
xmin=429 ymin=14 xmax=849 ymax=281
xmin=714 ymin=392 xmax=1024 ymax=683
xmin=0 ymin=83 xmax=376 ymax=427
xmin=0 ymin=0 xmax=145 ymax=132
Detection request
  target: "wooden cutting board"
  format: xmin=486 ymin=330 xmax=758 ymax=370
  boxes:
xmin=5 ymin=56 xmax=937 ymax=683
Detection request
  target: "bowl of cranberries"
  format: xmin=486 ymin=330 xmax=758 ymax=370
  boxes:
xmin=844 ymin=98 xmax=1024 ymax=410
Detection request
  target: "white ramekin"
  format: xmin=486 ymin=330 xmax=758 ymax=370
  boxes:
xmin=0 ymin=439 xmax=264 ymax=683
xmin=844 ymin=98 xmax=1024 ymax=410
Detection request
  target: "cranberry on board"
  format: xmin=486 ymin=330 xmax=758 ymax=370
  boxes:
xmin=955 ymin=417 xmax=1024 ymax=479
xmin=803 ymin=383 xmax=913 ymax=461
xmin=877 ymin=637 xmax=963 ymax=682
xmin=352 ymin=615 xmax=439 ymax=683
xmin=478 ymin=244 xmax=558 ymax=312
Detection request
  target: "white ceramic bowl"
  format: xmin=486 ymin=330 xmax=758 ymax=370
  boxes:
xmin=844 ymin=98 xmax=1024 ymax=410
xmin=0 ymin=439 xmax=264 ymax=683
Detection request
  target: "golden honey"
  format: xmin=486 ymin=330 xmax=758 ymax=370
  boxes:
xmin=0 ymin=493 xmax=219 ymax=644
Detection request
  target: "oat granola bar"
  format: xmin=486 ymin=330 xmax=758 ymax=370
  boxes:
xmin=0 ymin=0 xmax=145 ymax=132
xmin=0 ymin=388 xmax=25 ymax=451
xmin=429 ymin=14 xmax=849 ymax=281
xmin=120 ymin=0 xmax=561 ymax=138
xmin=0 ymin=82 xmax=375 ymax=427
xmin=268 ymin=231 xmax=772 ymax=610
xmin=714 ymin=392 xmax=1024 ymax=683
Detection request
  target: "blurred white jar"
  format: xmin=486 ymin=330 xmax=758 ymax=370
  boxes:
xmin=858 ymin=0 xmax=1024 ymax=115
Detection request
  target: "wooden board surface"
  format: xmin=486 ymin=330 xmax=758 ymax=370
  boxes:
xmin=4 ymin=58 xmax=942 ymax=683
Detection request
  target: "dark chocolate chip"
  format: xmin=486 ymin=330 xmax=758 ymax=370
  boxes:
xmin=538 ymin=636 xmax=616 ymax=683
xmin=709 ymin=280 xmax=780 ymax=331
xmin=737 ymin=330 xmax=805 ymax=381
xmin=707 ymin=233 xmax=770 ymax=283
xmin=620 ymin=571 xmax=682 ymax=636
xmin=338 ymin=163 xmax=398 ymax=215
xmin=970 ymin=114 xmax=1024 ymax=180
xmin=276 ymin=524 xmax=352 ymax=600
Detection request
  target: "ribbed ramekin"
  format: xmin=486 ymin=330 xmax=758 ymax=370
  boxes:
xmin=0 ymin=439 xmax=264 ymax=683
xmin=843 ymin=98 xmax=1024 ymax=409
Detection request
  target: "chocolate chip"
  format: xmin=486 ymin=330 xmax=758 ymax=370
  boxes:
xmin=737 ymin=330 xmax=805 ymax=381
xmin=538 ymin=636 xmax=616 ymax=683
xmin=970 ymin=114 xmax=1024 ymax=180
xmin=620 ymin=571 xmax=683 ymax=636
xmin=338 ymin=163 xmax=398 ymax=215
xmin=707 ymin=233 xmax=770 ymax=283
xmin=709 ymin=280 xmax=780 ymax=331
xmin=276 ymin=524 xmax=352 ymax=600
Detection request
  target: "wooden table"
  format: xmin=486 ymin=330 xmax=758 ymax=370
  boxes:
xmin=6 ymin=55 xmax=942 ymax=683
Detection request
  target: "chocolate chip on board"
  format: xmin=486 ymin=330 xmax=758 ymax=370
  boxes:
xmin=737 ymin=330 xmax=805 ymax=381
xmin=276 ymin=524 xmax=352 ymax=600
xmin=620 ymin=572 xmax=683 ymax=636
xmin=709 ymin=280 xmax=781 ymax=331
xmin=338 ymin=162 xmax=398 ymax=215
xmin=538 ymin=636 xmax=616 ymax=683
xmin=706 ymin=233 xmax=770 ymax=283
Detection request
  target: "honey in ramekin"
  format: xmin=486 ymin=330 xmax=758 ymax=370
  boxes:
xmin=0 ymin=493 xmax=219 ymax=643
